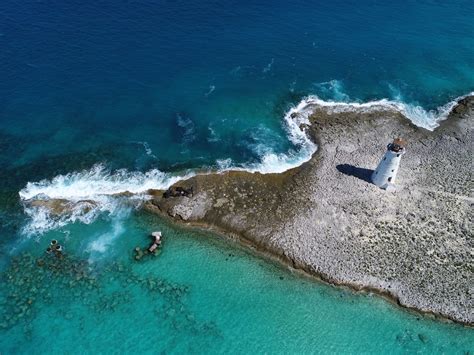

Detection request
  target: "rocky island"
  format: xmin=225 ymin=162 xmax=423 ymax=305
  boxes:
xmin=145 ymin=96 xmax=473 ymax=324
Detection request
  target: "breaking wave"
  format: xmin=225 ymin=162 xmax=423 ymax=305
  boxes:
xmin=238 ymin=97 xmax=317 ymax=174
xmin=19 ymin=165 xmax=195 ymax=235
xmin=19 ymin=91 xmax=471 ymax=235
xmin=19 ymin=165 xmax=193 ymax=201
xmin=205 ymin=85 xmax=216 ymax=97
xmin=298 ymin=92 xmax=473 ymax=130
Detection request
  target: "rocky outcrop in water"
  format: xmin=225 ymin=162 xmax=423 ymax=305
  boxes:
xmin=0 ymin=252 xmax=216 ymax=341
xmin=146 ymin=96 xmax=473 ymax=324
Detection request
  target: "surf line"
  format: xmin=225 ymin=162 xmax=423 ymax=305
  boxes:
xmin=18 ymin=92 xmax=473 ymax=235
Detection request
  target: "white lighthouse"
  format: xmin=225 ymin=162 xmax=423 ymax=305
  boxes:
xmin=372 ymin=138 xmax=406 ymax=189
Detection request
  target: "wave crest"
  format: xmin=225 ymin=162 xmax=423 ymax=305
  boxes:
xmin=19 ymin=165 xmax=195 ymax=235
xmin=19 ymin=164 xmax=192 ymax=201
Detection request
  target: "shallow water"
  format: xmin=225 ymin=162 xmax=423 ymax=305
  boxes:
xmin=1 ymin=213 xmax=473 ymax=354
xmin=1 ymin=0 xmax=473 ymax=352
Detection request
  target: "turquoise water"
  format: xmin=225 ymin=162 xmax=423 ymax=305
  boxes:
xmin=1 ymin=0 xmax=474 ymax=352
xmin=1 ymin=212 xmax=473 ymax=353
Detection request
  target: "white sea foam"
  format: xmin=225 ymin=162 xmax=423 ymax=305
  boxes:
xmin=262 ymin=58 xmax=274 ymax=74
xmin=176 ymin=113 xmax=196 ymax=145
xmin=87 ymin=210 xmax=128 ymax=260
xmin=294 ymin=92 xmax=473 ymax=130
xmin=22 ymin=202 xmax=105 ymax=236
xmin=216 ymin=158 xmax=233 ymax=170
xmin=19 ymin=165 xmax=195 ymax=235
xmin=237 ymin=90 xmax=473 ymax=173
xmin=247 ymin=99 xmax=316 ymax=173
xmin=214 ymin=97 xmax=318 ymax=174
xmin=19 ymin=164 xmax=192 ymax=201
xmin=205 ymin=85 xmax=216 ymax=97
xmin=18 ymin=96 xmax=316 ymax=234
xmin=133 ymin=141 xmax=158 ymax=159
xmin=19 ymin=91 xmax=471 ymax=234
xmin=207 ymin=125 xmax=221 ymax=142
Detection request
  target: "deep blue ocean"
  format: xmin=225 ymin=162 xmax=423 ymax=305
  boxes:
xmin=1 ymin=0 xmax=473 ymax=353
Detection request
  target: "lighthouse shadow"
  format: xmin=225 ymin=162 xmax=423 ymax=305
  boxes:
xmin=336 ymin=164 xmax=373 ymax=184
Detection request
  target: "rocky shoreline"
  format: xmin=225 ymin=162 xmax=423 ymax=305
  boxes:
xmin=145 ymin=96 xmax=473 ymax=324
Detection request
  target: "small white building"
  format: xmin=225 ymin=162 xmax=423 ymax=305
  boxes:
xmin=372 ymin=138 xmax=406 ymax=189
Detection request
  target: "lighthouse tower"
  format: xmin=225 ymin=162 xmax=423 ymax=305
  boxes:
xmin=372 ymin=138 xmax=406 ymax=189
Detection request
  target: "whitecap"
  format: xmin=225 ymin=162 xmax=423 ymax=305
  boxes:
xmin=216 ymin=158 xmax=233 ymax=170
xmin=207 ymin=125 xmax=221 ymax=143
xmin=19 ymin=164 xmax=195 ymax=236
xmin=262 ymin=58 xmax=274 ymax=74
xmin=19 ymin=164 xmax=191 ymax=201
xmin=205 ymin=85 xmax=216 ymax=97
